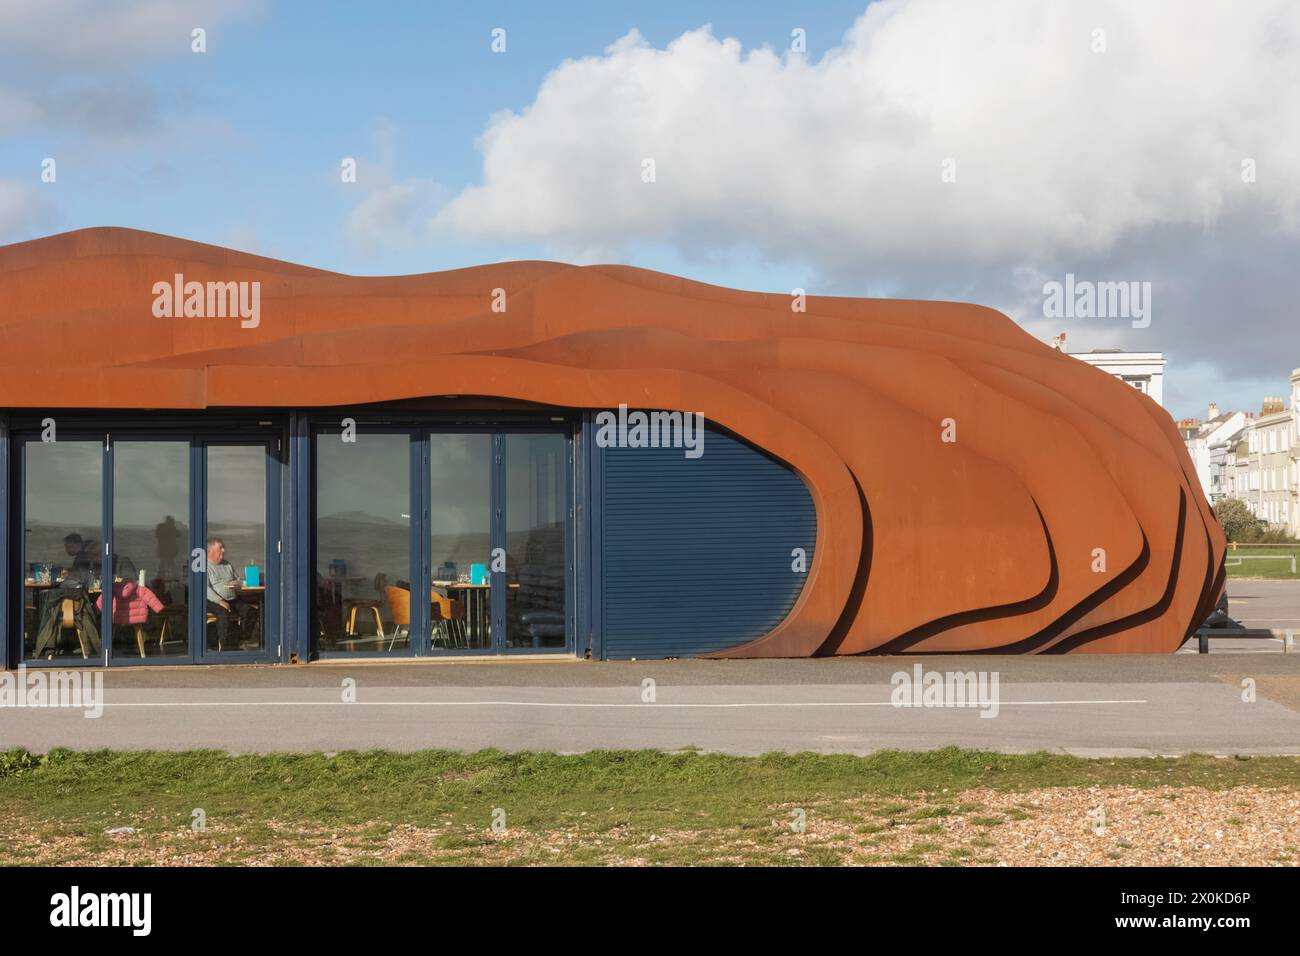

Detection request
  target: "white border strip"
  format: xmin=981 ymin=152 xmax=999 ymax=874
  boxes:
xmin=95 ymin=698 xmax=1149 ymax=709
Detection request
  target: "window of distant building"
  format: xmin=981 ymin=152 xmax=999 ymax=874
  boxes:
xmin=1120 ymin=376 xmax=1148 ymax=394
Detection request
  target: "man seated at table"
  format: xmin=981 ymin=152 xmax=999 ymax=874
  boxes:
xmin=61 ymin=532 xmax=99 ymax=582
xmin=205 ymin=536 xmax=257 ymax=650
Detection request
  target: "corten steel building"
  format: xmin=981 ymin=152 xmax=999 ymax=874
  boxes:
xmin=0 ymin=229 xmax=1225 ymax=668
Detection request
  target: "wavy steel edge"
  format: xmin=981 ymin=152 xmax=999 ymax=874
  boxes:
xmin=0 ymin=227 xmax=1226 ymax=655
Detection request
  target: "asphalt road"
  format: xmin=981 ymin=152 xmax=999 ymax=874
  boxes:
xmin=2 ymin=580 xmax=1296 ymax=757
xmin=2 ymin=653 xmax=1298 ymax=757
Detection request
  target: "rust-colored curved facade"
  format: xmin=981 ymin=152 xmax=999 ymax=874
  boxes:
xmin=0 ymin=228 xmax=1224 ymax=655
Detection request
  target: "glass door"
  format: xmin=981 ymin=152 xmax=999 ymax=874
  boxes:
xmin=502 ymin=432 xmax=571 ymax=651
xmin=12 ymin=429 xmax=280 ymax=667
xmin=309 ymin=423 xmax=573 ymax=658
xmin=427 ymin=432 xmax=494 ymax=652
xmin=201 ymin=442 xmax=275 ymax=660
xmin=314 ymin=429 xmax=413 ymax=655
xmin=110 ymin=440 xmax=192 ymax=663
xmin=425 ymin=428 xmax=572 ymax=656
xmin=19 ymin=438 xmax=105 ymax=665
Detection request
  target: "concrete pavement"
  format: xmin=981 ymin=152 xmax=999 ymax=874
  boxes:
xmin=1222 ymin=578 xmax=1300 ymax=633
xmin=1175 ymin=579 xmax=1300 ymax=653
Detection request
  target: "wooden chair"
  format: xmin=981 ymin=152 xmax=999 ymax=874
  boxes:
xmin=344 ymin=573 xmax=388 ymax=648
xmin=431 ymin=591 xmax=467 ymax=648
xmin=205 ymin=611 xmax=224 ymax=650
xmin=161 ymin=608 xmax=234 ymax=652
xmin=157 ymin=607 xmax=187 ymax=653
xmin=204 ymin=607 xmax=262 ymax=652
xmin=125 ymin=620 xmax=167 ymax=658
xmin=345 ymin=604 xmax=384 ymax=645
xmin=60 ymin=597 xmax=91 ymax=659
xmin=383 ymin=586 xmax=411 ymax=651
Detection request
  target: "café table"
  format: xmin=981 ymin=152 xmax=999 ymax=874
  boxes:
xmin=217 ymin=584 xmax=266 ymax=650
xmin=432 ymin=580 xmax=519 ymax=648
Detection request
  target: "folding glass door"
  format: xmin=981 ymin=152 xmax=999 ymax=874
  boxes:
xmin=313 ymin=424 xmax=573 ymax=657
xmin=15 ymin=431 xmax=277 ymax=665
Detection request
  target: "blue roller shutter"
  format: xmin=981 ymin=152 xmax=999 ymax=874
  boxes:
xmin=600 ymin=426 xmax=816 ymax=658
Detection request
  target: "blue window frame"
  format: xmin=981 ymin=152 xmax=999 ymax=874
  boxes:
xmin=0 ymin=413 xmax=8 ymax=668
xmin=5 ymin=417 xmax=286 ymax=667
xmin=308 ymin=414 xmax=576 ymax=659
xmin=4 ymin=408 xmax=581 ymax=666
xmin=195 ymin=438 xmax=282 ymax=664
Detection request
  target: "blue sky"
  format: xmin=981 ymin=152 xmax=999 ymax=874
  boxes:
xmin=2 ymin=0 xmax=1298 ymax=421
xmin=0 ymin=0 xmax=862 ymax=286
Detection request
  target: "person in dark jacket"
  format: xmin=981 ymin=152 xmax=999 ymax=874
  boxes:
xmin=61 ymin=533 xmax=98 ymax=581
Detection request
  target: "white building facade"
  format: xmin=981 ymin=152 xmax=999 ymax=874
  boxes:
xmin=1293 ymin=369 xmax=1300 ymax=536
xmin=1181 ymin=406 xmax=1249 ymax=503
xmin=1056 ymin=340 xmax=1297 ymax=536
xmin=1198 ymin=368 xmax=1300 ymax=536
xmin=1070 ymin=349 xmax=1165 ymax=407
xmin=1252 ymin=402 xmax=1291 ymax=529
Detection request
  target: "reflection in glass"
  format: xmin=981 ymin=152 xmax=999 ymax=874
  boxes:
xmin=22 ymin=441 xmax=104 ymax=662
xmin=315 ymin=432 xmax=410 ymax=652
xmin=112 ymin=442 xmax=189 ymax=659
xmin=206 ymin=445 xmax=266 ymax=653
xmin=505 ymin=434 xmax=567 ymax=649
xmin=429 ymin=434 xmax=492 ymax=650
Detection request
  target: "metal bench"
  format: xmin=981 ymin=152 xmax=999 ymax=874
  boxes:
xmin=1191 ymin=627 xmax=1293 ymax=654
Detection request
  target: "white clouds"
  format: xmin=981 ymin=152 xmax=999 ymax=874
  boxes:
xmin=0 ymin=0 xmax=263 ymax=140
xmin=0 ymin=0 xmax=264 ymax=241
xmin=436 ymin=0 xmax=1300 ymax=270
xmin=430 ymin=0 xmax=1300 ymax=419
xmin=346 ymin=177 xmax=445 ymax=254
xmin=0 ymin=180 xmax=56 ymax=240
xmin=340 ymin=122 xmax=446 ymax=255
xmin=0 ymin=0 xmax=262 ymax=66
